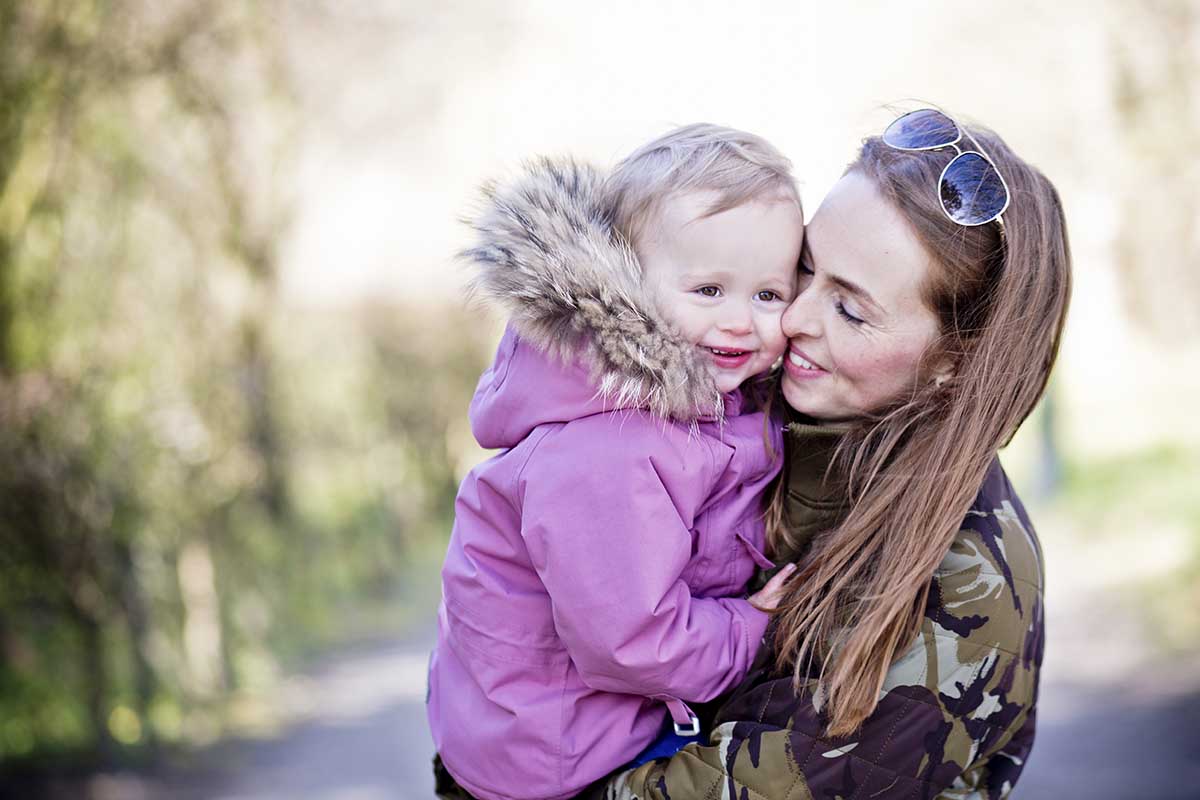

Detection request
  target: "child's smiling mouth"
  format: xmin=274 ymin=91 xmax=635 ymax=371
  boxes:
xmin=701 ymin=345 xmax=754 ymax=369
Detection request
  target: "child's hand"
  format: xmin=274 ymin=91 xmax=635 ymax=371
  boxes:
xmin=748 ymin=563 xmax=796 ymax=612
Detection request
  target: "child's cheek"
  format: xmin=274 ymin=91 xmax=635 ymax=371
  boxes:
xmin=766 ymin=315 xmax=789 ymax=361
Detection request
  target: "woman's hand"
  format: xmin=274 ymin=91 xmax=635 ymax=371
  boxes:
xmin=748 ymin=563 xmax=796 ymax=612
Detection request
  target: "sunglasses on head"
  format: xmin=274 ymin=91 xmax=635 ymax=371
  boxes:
xmin=882 ymin=109 xmax=1010 ymax=229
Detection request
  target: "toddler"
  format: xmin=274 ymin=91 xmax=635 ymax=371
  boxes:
xmin=427 ymin=124 xmax=804 ymax=800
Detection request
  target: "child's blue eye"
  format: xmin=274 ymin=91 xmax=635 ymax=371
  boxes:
xmin=696 ymin=286 xmax=720 ymax=297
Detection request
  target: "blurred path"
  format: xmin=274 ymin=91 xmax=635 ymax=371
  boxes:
xmin=28 ymin=526 xmax=1200 ymax=799
xmin=170 ymin=634 xmax=441 ymax=800
xmin=1018 ymin=520 xmax=1200 ymax=798
xmin=37 ymin=631 xmax=441 ymax=800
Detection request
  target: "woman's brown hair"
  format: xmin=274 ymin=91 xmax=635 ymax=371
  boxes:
xmin=767 ymin=121 xmax=1072 ymax=737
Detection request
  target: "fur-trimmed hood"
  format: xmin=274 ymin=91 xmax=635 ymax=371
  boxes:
xmin=461 ymin=157 xmax=721 ymax=436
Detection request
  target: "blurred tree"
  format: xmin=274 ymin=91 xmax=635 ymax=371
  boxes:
xmin=1109 ymin=0 xmax=1200 ymax=340
xmin=0 ymin=0 xmax=389 ymax=770
xmin=0 ymin=0 xmax=498 ymax=778
xmin=364 ymin=303 xmax=494 ymax=529
xmin=0 ymin=1 xmax=499 ymax=774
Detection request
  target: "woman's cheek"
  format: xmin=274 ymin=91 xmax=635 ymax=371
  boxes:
xmin=857 ymin=345 xmax=928 ymax=408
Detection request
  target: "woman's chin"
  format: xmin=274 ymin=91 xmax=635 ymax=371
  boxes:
xmin=782 ymin=384 xmax=819 ymax=416
xmin=782 ymin=387 xmax=851 ymax=423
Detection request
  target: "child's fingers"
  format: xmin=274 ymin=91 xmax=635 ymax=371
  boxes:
xmin=764 ymin=562 xmax=796 ymax=591
xmin=748 ymin=562 xmax=796 ymax=612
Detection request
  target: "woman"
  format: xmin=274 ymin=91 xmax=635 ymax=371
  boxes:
xmin=591 ymin=110 xmax=1070 ymax=798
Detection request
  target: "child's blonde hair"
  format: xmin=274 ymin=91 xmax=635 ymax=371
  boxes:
xmin=606 ymin=123 xmax=802 ymax=246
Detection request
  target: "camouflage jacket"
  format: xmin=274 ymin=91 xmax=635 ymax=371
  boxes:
xmin=594 ymin=423 xmax=1045 ymax=800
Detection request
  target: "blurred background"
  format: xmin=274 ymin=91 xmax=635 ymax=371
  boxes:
xmin=1 ymin=1 xmax=1197 ymax=798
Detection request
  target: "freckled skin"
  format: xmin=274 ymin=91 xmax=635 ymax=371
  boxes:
xmin=639 ymin=192 xmax=804 ymax=394
xmin=781 ymin=172 xmax=944 ymax=420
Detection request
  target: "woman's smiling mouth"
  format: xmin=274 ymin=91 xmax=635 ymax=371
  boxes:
xmin=785 ymin=347 xmax=827 ymax=379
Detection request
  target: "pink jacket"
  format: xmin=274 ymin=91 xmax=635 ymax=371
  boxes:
xmin=426 ymin=159 xmax=781 ymax=800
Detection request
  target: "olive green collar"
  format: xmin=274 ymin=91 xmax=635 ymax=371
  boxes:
xmin=776 ymin=417 xmax=851 ymax=564
xmin=784 ymin=418 xmax=849 ymax=505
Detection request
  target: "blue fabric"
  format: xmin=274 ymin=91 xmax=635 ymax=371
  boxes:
xmin=628 ymin=724 xmax=704 ymax=767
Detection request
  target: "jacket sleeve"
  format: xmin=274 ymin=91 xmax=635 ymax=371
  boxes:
xmin=602 ymin=518 xmax=1045 ymax=800
xmin=602 ymin=626 xmax=1037 ymax=800
xmin=595 ymin=463 xmax=1045 ymax=800
xmin=517 ymin=416 xmax=770 ymax=704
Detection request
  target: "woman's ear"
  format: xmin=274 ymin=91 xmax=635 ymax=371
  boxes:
xmin=930 ymin=355 xmax=956 ymax=388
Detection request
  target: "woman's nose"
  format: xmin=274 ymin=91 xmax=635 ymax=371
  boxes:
xmin=782 ymin=290 xmax=820 ymax=339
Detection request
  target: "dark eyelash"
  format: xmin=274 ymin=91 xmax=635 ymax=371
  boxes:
xmin=836 ymin=302 xmax=864 ymax=325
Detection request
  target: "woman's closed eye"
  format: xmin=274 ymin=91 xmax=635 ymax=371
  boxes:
xmin=797 ymin=261 xmax=815 ymax=290
xmin=836 ymin=300 xmax=865 ymax=325
xmin=800 ymin=260 xmax=866 ymax=325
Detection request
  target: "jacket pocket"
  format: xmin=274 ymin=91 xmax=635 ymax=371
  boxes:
xmin=706 ymin=528 xmax=776 ymax=598
xmin=679 ymin=519 xmax=711 ymax=591
xmin=445 ymin=601 xmax=567 ymax=667
xmin=735 ymin=529 xmax=776 ymax=570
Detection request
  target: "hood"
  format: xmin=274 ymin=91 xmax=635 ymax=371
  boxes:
xmin=461 ymin=157 xmax=722 ymax=447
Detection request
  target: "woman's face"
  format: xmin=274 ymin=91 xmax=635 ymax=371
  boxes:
xmin=781 ymin=171 xmax=945 ymax=421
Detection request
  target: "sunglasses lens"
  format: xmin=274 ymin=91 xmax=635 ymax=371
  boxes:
xmin=882 ymin=109 xmax=959 ymax=150
xmin=940 ymin=153 xmax=1008 ymax=225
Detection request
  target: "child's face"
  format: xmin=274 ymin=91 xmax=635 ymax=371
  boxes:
xmin=638 ymin=192 xmax=804 ymax=394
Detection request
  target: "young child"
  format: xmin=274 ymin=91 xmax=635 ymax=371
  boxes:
xmin=426 ymin=124 xmax=804 ymax=800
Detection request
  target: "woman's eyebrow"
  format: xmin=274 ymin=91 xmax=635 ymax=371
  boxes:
xmin=829 ymin=274 xmax=883 ymax=314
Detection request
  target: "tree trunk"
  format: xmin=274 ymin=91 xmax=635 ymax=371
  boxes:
xmin=1034 ymin=386 xmax=1064 ymax=500
xmin=115 ymin=538 xmax=157 ymax=751
xmin=73 ymin=605 xmax=115 ymax=764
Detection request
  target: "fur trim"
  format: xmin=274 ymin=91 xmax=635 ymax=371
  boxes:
xmin=461 ymin=157 xmax=722 ymax=421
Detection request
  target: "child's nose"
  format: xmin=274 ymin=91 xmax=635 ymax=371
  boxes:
xmin=717 ymin=305 xmax=754 ymax=335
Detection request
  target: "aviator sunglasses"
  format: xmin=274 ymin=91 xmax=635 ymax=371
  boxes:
xmin=882 ymin=109 xmax=1011 ymax=228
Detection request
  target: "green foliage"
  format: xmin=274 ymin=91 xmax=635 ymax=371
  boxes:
xmin=0 ymin=1 xmax=491 ymax=769
xmin=1058 ymin=446 xmax=1200 ymax=539
xmin=1054 ymin=445 xmax=1200 ymax=652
